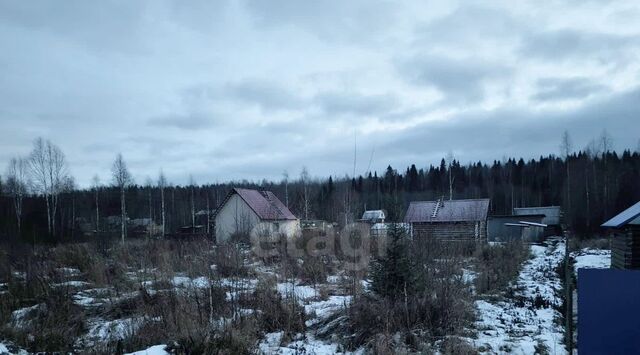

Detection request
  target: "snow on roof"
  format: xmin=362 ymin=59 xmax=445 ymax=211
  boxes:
xmin=361 ymin=210 xmax=385 ymax=220
xmin=404 ymin=198 xmax=490 ymax=223
xmin=219 ymin=188 xmax=297 ymax=221
xmin=601 ymin=201 xmax=640 ymax=228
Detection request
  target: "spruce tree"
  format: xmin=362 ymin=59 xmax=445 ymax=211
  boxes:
xmin=369 ymin=224 xmax=423 ymax=299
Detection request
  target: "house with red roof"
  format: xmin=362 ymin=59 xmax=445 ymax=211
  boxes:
xmin=213 ymin=187 xmax=300 ymax=243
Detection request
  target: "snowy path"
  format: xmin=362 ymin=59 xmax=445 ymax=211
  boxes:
xmin=474 ymin=239 xmax=568 ymax=354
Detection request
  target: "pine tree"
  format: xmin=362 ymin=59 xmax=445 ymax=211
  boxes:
xmin=369 ymin=224 xmax=423 ymax=299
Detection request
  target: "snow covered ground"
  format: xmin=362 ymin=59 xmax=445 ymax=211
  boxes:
xmin=473 ymin=239 xmax=567 ymax=354
xmin=124 ymin=344 xmax=169 ymax=355
xmin=571 ymin=248 xmax=610 ymax=273
xmin=257 ymin=275 xmax=355 ymax=354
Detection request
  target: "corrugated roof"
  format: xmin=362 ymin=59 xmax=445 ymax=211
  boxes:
xmin=601 ymin=201 xmax=640 ymax=228
xmin=404 ymin=198 xmax=490 ymax=223
xmin=220 ymin=188 xmax=297 ymax=221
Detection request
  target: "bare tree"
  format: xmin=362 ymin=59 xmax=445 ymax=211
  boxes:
xmin=446 ymin=151 xmax=456 ymax=200
xmin=158 ymin=169 xmax=168 ymax=237
xmin=28 ymin=138 xmax=69 ymax=236
xmin=112 ymin=153 xmax=133 ymax=244
xmin=599 ymin=129 xmax=614 ymax=216
xmin=560 ymin=130 xmax=573 ymax=212
xmin=300 ymin=167 xmax=310 ymax=220
xmin=189 ymin=175 xmax=196 ymax=229
xmin=92 ymin=175 xmax=101 ymax=232
xmin=145 ymin=177 xmax=153 ymax=239
xmin=62 ymin=176 xmax=77 ymax=238
xmin=5 ymin=157 xmax=29 ymax=234
xmin=283 ymin=170 xmax=289 ymax=208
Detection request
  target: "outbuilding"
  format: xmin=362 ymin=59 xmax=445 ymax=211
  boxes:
xmin=404 ymin=198 xmax=490 ymax=241
xmin=601 ymin=201 xmax=640 ymax=269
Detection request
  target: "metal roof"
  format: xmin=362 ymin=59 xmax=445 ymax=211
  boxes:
xmin=218 ymin=188 xmax=297 ymax=221
xmin=601 ymin=201 xmax=640 ymax=228
xmin=404 ymin=198 xmax=490 ymax=223
xmin=362 ymin=210 xmax=385 ymax=220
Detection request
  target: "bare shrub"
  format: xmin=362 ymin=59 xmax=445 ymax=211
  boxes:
xmin=474 ymin=242 xmax=529 ymax=295
xmin=245 ymin=279 xmax=305 ymax=335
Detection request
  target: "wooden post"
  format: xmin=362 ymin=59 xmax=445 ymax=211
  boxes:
xmin=564 ymin=228 xmax=573 ymax=352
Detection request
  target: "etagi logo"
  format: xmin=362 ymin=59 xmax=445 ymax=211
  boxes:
xmin=249 ymin=222 xmax=387 ymax=272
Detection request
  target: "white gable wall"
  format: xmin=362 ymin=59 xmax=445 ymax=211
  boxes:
xmin=214 ymin=194 xmax=302 ymax=243
xmin=215 ymin=194 xmax=260 ymax=243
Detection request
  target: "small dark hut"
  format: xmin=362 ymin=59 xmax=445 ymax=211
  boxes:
xmin=488 ymin=214 xmax=546 ymax=243
xmin=601 ymin=201 xmax=640 ymax=270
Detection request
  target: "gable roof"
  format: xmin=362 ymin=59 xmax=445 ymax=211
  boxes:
xmin=404 ymin=198 xmax=490 ymax=223
xmin=217 ymin=188 xmax=297 ymax=221
xmin=601 ymin=201 xmax=640 ymax=228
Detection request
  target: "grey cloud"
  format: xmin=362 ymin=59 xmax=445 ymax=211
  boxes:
xmin=397 ymin=54 xmax=510 ymax=103
xmin=520 ymin=29 xmax=640 ymax=63
xmin=533 ymin=77 xmax=607 ymax=102
xmin=0 ymin=0 xmax=149 ymax=53
xmin=415 ymin=5 xmax=524 ymax=44
xmin=314 ymin=92 xmax=398 ymax=117
xmin=226 ymin=79 xmax=306 ymax=111
xmin=375 ymin=87 xmax=640 ymax=168
xmin=240 ymin=0 xmax=398 ymax=43
xmin=149 ymin=112 xmax=215 ymax=130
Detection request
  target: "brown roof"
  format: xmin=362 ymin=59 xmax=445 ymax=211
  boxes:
xmin=219 ymin=188 xmax=297 ymax=221
xmin=404 ymin=198 xmax=490 ymax=223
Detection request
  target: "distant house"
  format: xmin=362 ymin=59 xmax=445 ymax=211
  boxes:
xmin=213 ymin=188 xmax=300 ymax=243
xmin=404 ymin=198 xmax=490 ymax=241
xmin=360 ymin=210 xmax=385 ymax=224
xmin=602 ymin=201 xmax=640 ymax=269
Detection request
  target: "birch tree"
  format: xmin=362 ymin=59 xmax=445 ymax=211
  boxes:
xmin=5 ymin=157 xmax=29 ymax=234
xmin=112 ymin=153 xmax=133 ymax=243
xmin=300 ymin=167 xmax=310 ymax=220
xmin=92 ymin=175 xmax=101 ymax=232
xmin=158 ymin=170 xmax=167 ymax=237
xmin=145 ymin=177 xmax=153 ymax=239
xmin=599 ymin=129 xmax=613 ymax=216
xmin=28 ymin=138 xmax=68 ymax=236
xmin=446 ymin=151 xmax=456 ymax=200
xmin=560 ymin=130 xmax=573 ymax=212
xmin=283 ymin=170 xmax=289 ymax=208
xmin=189 ymin=175 xmax=196 ymax=229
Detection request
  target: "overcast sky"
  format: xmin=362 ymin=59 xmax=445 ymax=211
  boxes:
xmin=1 ymin=0 xmax=639 ymax=187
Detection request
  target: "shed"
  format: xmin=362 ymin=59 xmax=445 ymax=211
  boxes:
xmin=513 ymin=206 xmax=562 ymax=236
xmin=404 ymin=198 xmax=490 ymax=241
xmin=601 ymin=201 xmax=640 ymax=269
xmin=488 ymin=214 xmax=546 ymax=243
xmin=213 ymin=188 xmax=300 ymax=243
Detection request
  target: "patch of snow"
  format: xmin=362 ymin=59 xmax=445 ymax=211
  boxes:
xmin=258 ymin=331 xmax=358 ymax=354
xmin=277 ymin=282 xmax=318 ymax=301
xmin=85 ymin=317 xmax=145 ymax=343
xmin=473 ymin=239 xmax=567 ymax=354
xmin=304 ymin=295 xmax=351 ymax=327
xmin=125 ymin=344 xmax=169 ymax=355
xmin=56 ymin=267 xmax=81 ymax=276
xmin=571 ymin=248 xmax=610 ymax=273
xmin=11 ymin=303 xmax=44 ymax=329
xmin=53 ymin=280 xmax=90 ymax=288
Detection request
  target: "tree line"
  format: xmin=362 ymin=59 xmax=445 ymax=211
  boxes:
xmin=1 ymin=131 xmax=639 ymax=243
